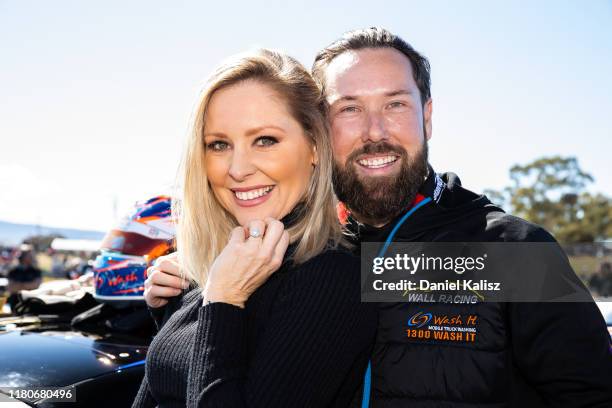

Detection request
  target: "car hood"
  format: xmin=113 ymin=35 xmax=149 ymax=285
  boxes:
xmin=0 ymin=325 xmax=148 ymax=388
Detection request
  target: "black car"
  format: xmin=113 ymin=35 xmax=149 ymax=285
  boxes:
xmin=0 ymin=297 xmax=154 ymax=407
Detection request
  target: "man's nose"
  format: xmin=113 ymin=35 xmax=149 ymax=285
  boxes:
xmin=228 ymin=148 xmax=256 ymax=181
xmin=362 ymin=111 xmax=388 ymax=143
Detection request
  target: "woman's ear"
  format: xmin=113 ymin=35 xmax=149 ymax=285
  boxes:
xmin=311 ymin=144 xmax=318 ymax=167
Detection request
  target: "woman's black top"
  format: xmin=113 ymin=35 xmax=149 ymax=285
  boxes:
xmin=132 ymin=245 xmax=377 ymax=408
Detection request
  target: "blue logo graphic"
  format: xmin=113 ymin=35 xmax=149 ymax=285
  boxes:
xmin=407 ymin=311 xmax=432 ymax=328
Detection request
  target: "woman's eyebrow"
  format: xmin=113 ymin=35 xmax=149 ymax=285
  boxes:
xmin=204 ymin=125 xmax=286 ymax=138
xmin=203 ymin=132 xmax=228 ymax=138
xmin=245 ymin=125 xmax=286 ymax=136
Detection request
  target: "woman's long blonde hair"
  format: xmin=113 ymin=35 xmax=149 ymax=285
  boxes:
xmin=174 ymin=49 xmax=343 ymax=288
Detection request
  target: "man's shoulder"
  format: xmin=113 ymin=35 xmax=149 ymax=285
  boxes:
xmin=484 ymin=211 xmax=556 ymax=243
xmin=435 ymin=173 xmax=557 ymax=243
xmin=7 ymin=265 xmax=23 ymax=278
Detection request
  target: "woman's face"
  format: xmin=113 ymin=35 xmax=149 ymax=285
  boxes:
xmin=204 ymin=80 xmax=316 ymax=226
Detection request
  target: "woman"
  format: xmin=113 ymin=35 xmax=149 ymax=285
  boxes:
xmin=132 ymin=49 xmax=377 ymax=407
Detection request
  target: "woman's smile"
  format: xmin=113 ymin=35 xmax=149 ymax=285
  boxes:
xmin=230 ymin=185 xmax=275 ymax=207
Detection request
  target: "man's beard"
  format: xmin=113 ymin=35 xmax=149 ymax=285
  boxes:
xmin=332 ymin=140 xmax=429 ymax=225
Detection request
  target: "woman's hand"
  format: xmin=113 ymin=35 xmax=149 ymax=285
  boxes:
xmin=144 ymin=252 xmax=190 ymax=309
xmin=204 ymin=217 xmax=290 ymax=308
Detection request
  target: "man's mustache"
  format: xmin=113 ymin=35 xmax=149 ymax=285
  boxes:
xmin=346 ymin=141 xmax=408 ymax=163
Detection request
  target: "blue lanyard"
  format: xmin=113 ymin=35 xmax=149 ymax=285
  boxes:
xmin=361 ymin=197 xmax=432 ymax=408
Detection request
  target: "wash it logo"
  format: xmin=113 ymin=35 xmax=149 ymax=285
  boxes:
xmin=406 ymin=311 xmax=478 ymax=343
xmin=407 ymin=311 xmax=432 ymax=328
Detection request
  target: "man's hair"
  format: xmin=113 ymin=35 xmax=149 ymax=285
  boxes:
xmin=312 ymin=27 xmax=431 ymax=106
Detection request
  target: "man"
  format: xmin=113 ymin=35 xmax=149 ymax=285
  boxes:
xmin=7 ymin=247 xmax=42 ymax=294
xmin=310 ymin=27 xmax=612 ymax=407
xmin=145 ymin=28 xmax=612 ymax=406
xmin=6 ymin=246 xmax=43 ymax=310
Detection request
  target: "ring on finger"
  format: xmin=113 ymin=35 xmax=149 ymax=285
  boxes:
xmin=249 ymin=227 xmax=262 ymax=238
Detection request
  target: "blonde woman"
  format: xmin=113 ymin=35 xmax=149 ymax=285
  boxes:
xmin=132 ymin=49 xmax=377 ymax=407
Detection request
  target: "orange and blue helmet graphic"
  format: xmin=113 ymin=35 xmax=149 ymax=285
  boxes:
xmin=100 ymin=195 xmax=175 ymax=257
xmin=93 ymin=253 xmax=148 ymax=299
xmin=94 ymin=195 xmax=175 ymax=301
xmin=129 ymin=195 xmax=172 ymax=224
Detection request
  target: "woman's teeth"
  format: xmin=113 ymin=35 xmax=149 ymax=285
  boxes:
xmin=358 ymin=155 xmax=398 ymax=168
xmin=234 ymin=186 xmax=273 ymax=201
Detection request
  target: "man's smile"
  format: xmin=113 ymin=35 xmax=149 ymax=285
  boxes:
xmin=354 ymin=154 xmax=401 ymax=176
xmin=357 ymin=154 xmax=399 ymax=169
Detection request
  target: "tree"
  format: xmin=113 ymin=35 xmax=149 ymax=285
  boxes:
xmin=485 ymin=156 xmax=612 ymax=243
xmin=23 ymin=233 xmax=65 ymax=252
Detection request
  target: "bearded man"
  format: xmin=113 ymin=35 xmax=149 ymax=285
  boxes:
xmin=312 ymin=27 xmax=612 ymax=407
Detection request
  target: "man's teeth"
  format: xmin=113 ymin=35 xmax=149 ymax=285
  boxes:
xmin=234 ymin=186 xmax=273 ymax=201
xmin=358 ymin=156 xmax=398 ymax=168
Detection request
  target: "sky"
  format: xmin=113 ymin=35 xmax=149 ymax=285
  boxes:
xmin=1 ymin=0 xmax=611 ymax=232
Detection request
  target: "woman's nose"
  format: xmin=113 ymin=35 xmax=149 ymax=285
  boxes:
xmin=228 ymin=148 xmax=256 ymax=181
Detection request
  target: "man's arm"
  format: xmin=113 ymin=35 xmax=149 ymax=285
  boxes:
xmin=147 ymin=294 xmax=183 ymax=331
xmin=508 ymin=300 xmax=612 ymax=407
xmin=7 ymin=278 xmax=41 ymax=293
xmin=144 ymin=252 xmax=189 ymax=330
xmin=507 ymin=232 xmax=612 ymax=406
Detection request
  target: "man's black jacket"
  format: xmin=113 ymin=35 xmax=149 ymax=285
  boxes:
xmin=349 ymin=165 xmax=612 ymax=407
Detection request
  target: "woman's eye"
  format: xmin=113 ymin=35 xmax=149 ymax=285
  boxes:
xmin=254 ymin=136 xmax=278 ymax=147
xmin=206 ymin=141 xmax=229 ymax=151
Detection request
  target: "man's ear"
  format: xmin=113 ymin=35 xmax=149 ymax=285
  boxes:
xmin=424 ymin=98 xmax=433 ymax=141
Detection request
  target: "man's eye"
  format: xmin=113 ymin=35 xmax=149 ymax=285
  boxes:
xmin=254 ymin=136 xmax=278 ymax=147
xmin=388 ymin=101 xmax=407 ymax=109
xmin=340 ymin=106 xmax=359 ymax=113
xmin=206 ymin=141 xmax=229 ymax=151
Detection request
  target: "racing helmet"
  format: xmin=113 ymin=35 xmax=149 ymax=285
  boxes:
xmin=93 ymin=195 xmax=175 ymax=302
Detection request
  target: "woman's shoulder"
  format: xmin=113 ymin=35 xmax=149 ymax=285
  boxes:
xmin=276 ymin=245 xmax=371 ymax=315
xmin=181 ymin=285 xmax=203 ymax=304
xmin=301 ymin=243 xmax=357 ymax=264
xmin=286 ymin=245 xmax=360 ymax=285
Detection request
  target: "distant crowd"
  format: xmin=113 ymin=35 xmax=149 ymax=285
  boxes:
xmin=0 ymin=243 xmax=95 ymax=300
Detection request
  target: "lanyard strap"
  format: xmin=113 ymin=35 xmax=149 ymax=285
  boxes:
xmin=361 ymin=197 xmax=432 ymax=408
